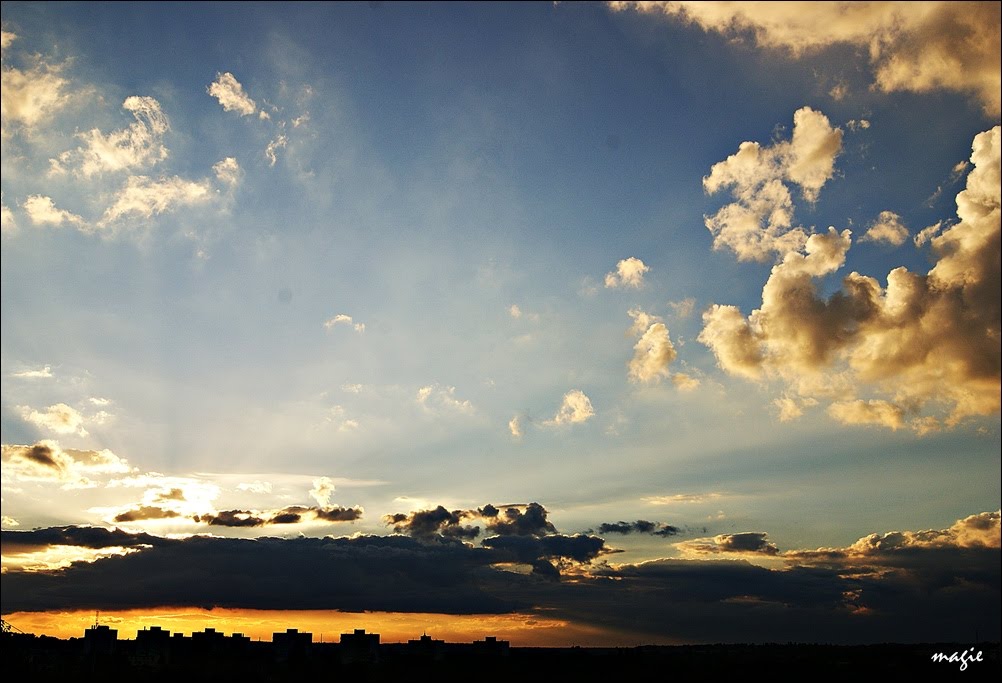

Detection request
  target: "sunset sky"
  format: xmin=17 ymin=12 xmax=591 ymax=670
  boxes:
xmin=1 ymin=2 xmax=999 ymax=645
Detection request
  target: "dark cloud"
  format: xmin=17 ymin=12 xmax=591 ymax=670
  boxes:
xmin=113 ymin=506 xmax=181 ymax=523
xmin=153 ymin=488 xmax=186 ymax=502
xmin=478 ymin=504 xmax=499 ymax=518
xmin=24 ymin=443 xmax=61 ymax=470
xmin=3 ymin=513 xmax=998 ymax=644
xmin=596 ymin=520 xmax=681 ymax=537
xmin=481 ymin=534 xmax=614 ymax=564
xmin=485 ymin=503 xmax=556 ymax=537
xmin=2 ymin=526 xmax=172 ymax=554
xmin=193 ymin=506 xmax=363 ymax=527
xmin=678 ymin=532 xmax=780 ymax=555
xmin=384 ymin=506 xmax=479 ymax=540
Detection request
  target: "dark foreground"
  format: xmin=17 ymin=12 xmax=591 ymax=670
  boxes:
xmin=4 ymin=633 xmax=1000 ymax=681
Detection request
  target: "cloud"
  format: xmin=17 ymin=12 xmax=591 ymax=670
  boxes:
xmin=100 ymin=174 xmax=214 ymax=225
xmin=699 ymin=125 xmax=1001 ymax=431
xmin=2 ymin=516 xmax=19 ymax=528
xmin=828 ymin=399 xmax=905 ymax=430
xmin=861 ymin=210 xmax=909 ymax=246
xmin=485 ymin=503 xmax=558 ymax=537
xmin=3 ymin=512 xmax=998 ymax=644
xmin=11 ymin=365 xmax=53 ymax=379
xmin=323 ymin=314 xmax=365 ymax=333
xmin=112 ymin=506 xmax=181 ymax=523
xmin=677 ymin=531 xmax=780 ymax=556
xmin=236 ymin=481 xmax=272 ymax=494
xmin=544 ymin=390 xmax=595 ymax=426
xmin=596 ymin=520 xmax=681 ymax=537
xmin=1 ymin=199 xmax=15 ymax=236
xmin=309 ymin=476 xmax=336 ymax=508
xmin=265 ymin=134 xmax=288 ymax=167
xmin=608 ymin=1 xmax=1002 ymax=115
xmin=667 ymin=297 xmax=696 ymax=318
xmin=508 ymin=415 xmax=523 ymax=438
xmin=385 ymin=506 xmax=480 ymax=541
xmin=628 ymin=321 xmax=677 ymax=384
xmin=702 ymin=107 xmax=842 ymax=262
xmin=207 ymin=72 xmax=258 ymax=117
xmin=1 ymin=441 xmax=132 ymax=486
xmin=325 ymin=405 xmax=359 ymax=432
xmin=416 ymin=384 xmax=474 ymax=415
xmin=604 ymin=257 xmax=649 ymax=288
xmin=50 ymin=96 xmax=169 ymax=177
xmin=22 ymin=195 xmax=86 ymax=228
xmin=193 ymin=505 xmax=362 ymax=527
xmin=1 ymin=32 xmax=71 ymax=136
xmin=643 ymin=492 xmax=723 ymax=505
xmin=913 ymin=221 xmax=943 ymax=247
xmin=212 ymin=156 xmax=242 ymax=187
xmin=19 ymin=403 xmax=88 ymax=436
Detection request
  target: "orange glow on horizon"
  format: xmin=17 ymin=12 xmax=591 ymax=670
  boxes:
xmin=2 ymin=607 xmax=673 ymax=647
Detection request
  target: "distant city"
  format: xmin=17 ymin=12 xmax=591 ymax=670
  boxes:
xmin=3 ymin=618 xmax=999 ymax=680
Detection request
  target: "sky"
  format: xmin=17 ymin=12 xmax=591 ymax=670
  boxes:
xmin=1 ymin=1 xmax=999 ymax=646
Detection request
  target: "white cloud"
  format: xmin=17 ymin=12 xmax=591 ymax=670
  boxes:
xmin=213 ymin=157 xmax=242 ymax=187
xmin=609 ymin=1 xmax=1002 ymax=115
xmin=668 ymin=297 xmax=696 ymax=318
xmin=323 ymin=314 xmax=365 ymax=333
xmin=19 ymin=403 xmax=88 ymax=436
xmin=416 ymin=384 xmax=474 ymax=415
xmin=100 ymin=175 xmax=214 ymax=225
xmin=509 ymin=304 xmax=522 ymax=318
xmin=1 ymin=199 xmax=16 ymax=237
xmin=913 ymin=221 xmax=943 ymax=247
xmin=508 ymin=415 xmax=523 ymax=438
xmin=265 ymin=134 xmax=288 ymax=166
xmin=23 ymin=195 xmax=86 ymax=228
xmin=644 ymin=492 xmax=723 ymax=505
xmin=671 ymin=372 xmax=701 ymax=391
xmin=341 ymin=383 xmax=364 ymax=394
xmin=1 ymin=516 xmax=19 ymax=528
xmin=207 ymin=72 xmax=258 ymax=117
xmin=699 ymin=125 xmax=1001 ymax=431
xmin=51 ymin=96 xmax=169 ymax=177
xmin=604 ymin=256 xmax=650 ymax=288
xmin=544 ymin=389 xmax=595 ymax=426
xmin=861 ymin=210 xmax=909 ymax=246
xmin=1 ymin=31 xmax=71 ymax=136
xmin=325 ymin=405 xmax=360 ymax=432
xmin=629 ymin=322 xmax=677 ymax=384
xmin=310 ymin=476 xmax=336 ymax=507
xmin=703 ymin=107 xmax=842 ymax=262
xmin=12 ymin=365 xmax=53 ymax=379
xmin=2 ymin=440 xmax=132 ymax=486
xmin=237 ymin=480 xmax=273 ymax=494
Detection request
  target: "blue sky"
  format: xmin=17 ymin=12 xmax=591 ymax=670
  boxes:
xmin=1 ymin=2 xmax=999 ymax=644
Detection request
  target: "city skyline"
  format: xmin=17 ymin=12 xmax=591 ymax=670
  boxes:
xmin=1 ymin=2 xmax=999 ymax=646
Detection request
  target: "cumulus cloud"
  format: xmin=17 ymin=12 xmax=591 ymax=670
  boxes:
xmin=100 ymin=174 xmax=214 ymax=225
xmin=699 ymin=125 xmax=1001 ymax=431
xmin=50 ymin=96 xmax=169 ymax=176
xmin=629 ymin=321 xmax=677 ymax=384
xmin=22 ymin=195 xmax=86 ymax=228
xmin=677 ymin=531 xmax=780 ymax=556
xmin=1 ymin=200 xmax=16 ymax=236
xmin=702 ymin=107 xmax=842 ymax=262
xmin=112 ymin=506 xmax=181 ymax=523
xmin=207 ymin=72 xmax=258 ymax=117
xmin=385 ymin=506 xmax=480 ymax=541
xmin=861 ymin=210 xmax=909 ymax=246
xmin=309 ymin=476 xmax=336 ymax=508
xmin=485 ymin=503 xmax=557 ymax=537
xmin=668 ymin=297 xmax=696 ymax=318
xmin=1 ymin=32 xmax=71 ymax=136
xmin=2 ymin=441 xmax=131 ymax=486
xmin=604 ymin=257 xmax=650 ymax=288
xmin=212 ymin=156 xmax=242 ymax=187
xmin=608 ymin=1 xmax=1002 ymax=115
xmin=544 ymin=389 xmax=595 ymax=426
xmin=19 ymin=403 xmax=88 ymax=436
xmin=323 ymin=313 xmax=365 ymax=333
xmin=265 ymin=134 xmax=287 ymax=166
